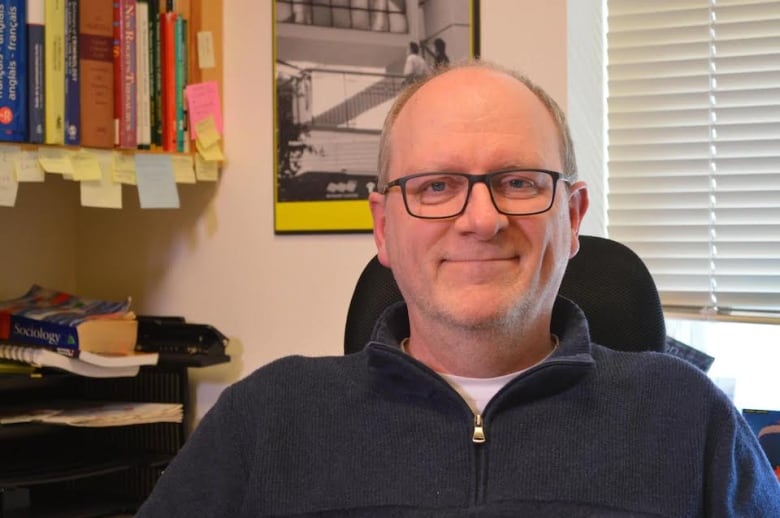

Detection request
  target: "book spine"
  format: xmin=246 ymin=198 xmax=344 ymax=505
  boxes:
xmin=135 ymin=0 xmax=150 ymax=147
xmin=174 ymin=14 xmax=185 ymax=151
xmin=78 ymin=0 xmax=114 ymax=148
xmin=1 ymin=312 xmax=80 ymax=353
xmin=159 ymin=10 xmax=175 ymax=151
xmin=26 ymin=0 xmax=44 ymax=143
xmin=63 ymin=0 xmax=78 ymax=145
xmin=0 ymin=0 xmax=28 ymax=142
xmin=43 ymin=0 xmax=63 ymax=144
xmin=148 ymin=0 xmax=160 ymax=148
xmin=112 ymin=0 xmax=136 ymax=149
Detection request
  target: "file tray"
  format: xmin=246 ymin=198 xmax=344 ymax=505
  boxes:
xmin=135 ymin=316 xmax=230 ymax=367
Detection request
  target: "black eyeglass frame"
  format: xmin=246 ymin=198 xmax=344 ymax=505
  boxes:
xmin=380 ymin=169 xmax=571 ymax=220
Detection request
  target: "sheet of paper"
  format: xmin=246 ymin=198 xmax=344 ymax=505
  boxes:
xmin=196 ymin=138 xmax=224 ymax=162
xmin=80 ymin=150 xmax=122 ymax=208
xmin=38 ymin=147 xmax=75 ymax=176
xmin=113 ymin=151 xmax=137 ymax=185
xmin=195 ymin=153 xmax=219 ymax=181
xmin=15 ymin=149 xmax=45 ymax=182
xmin=0 ymin=147 xmax=18 ymax=206
xmin=185 ymin=81 xmax=223 ymax=140
xmin=195 ymin=115 xmax=220 ymax=148
xmin=71 ymin=150 xmax=103 ymax=181
xmin=172 ymin=154 xmax=196 ymax=183
xmin=134 ymin=153 xmax=180 ymax=209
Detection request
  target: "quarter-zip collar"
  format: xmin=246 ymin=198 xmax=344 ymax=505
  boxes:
xmin=363 ymin=297 xmax=596 ymax=413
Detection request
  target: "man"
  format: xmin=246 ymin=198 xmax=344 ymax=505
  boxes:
xmin=137 ymin=62 xmax=780 ymax=516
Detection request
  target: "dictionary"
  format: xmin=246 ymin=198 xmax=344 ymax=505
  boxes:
xmin=0 ymin=0 xmax=28 ymax=142
xmin=0 ymin=285 xmax=137 ymax=355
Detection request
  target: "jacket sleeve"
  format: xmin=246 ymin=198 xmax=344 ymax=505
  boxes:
xmin=135 ymin=382 xmax=251 ymax=517
xmin=704 ymin=396 xmax=780 ymax=516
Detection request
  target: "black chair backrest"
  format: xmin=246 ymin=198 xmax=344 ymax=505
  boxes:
xmin=344 ymin=235 xmax=666 ymax=354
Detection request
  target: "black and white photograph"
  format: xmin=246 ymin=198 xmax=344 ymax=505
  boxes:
xmin=274 ymin=0 xmax=479 ymax=233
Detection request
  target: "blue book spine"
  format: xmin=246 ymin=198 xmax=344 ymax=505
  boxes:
xmin=7 ymin=313 xmax=80 ymax=353
xmin=0 ymin=0 xmax=27 ymax=142
xmin=63 ymin=0 xmax=78 ymax=145
xmin=26 ymin=0 xmax=43 ymax=142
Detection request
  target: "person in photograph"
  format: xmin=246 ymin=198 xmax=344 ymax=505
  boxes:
xmin=402 ymin=41 xmax=431 ymax=84
xmin=433 ymin=37 xmax=450 ymax=67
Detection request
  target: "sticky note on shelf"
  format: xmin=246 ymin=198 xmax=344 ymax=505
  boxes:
xmin=0 ymin=148 xmax=19 ymax=206
xmin=134 ymin=153 xmax=180 ymax=209
xmin=185 ymin=81 xmax=223 ymax=141
xmin=71 ymin=150 xmax=103 ymax=182
xmin=195 ymin=153 xmax=219 ymax=182
xmin=113 ymin=151 xmax=137 ymax=185
xmin=172 ymin=154 xmax=196 ymax=184
xmin=16 ymin=149 xmax=45 ymax=182
xmin=80 ymin=150 xmax=122 ymax=209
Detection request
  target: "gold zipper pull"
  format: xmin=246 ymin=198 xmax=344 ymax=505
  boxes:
xmin=472 ymin=413 xmax=486 ymax=444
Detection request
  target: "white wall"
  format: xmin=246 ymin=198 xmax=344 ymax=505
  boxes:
xmin=2 ymin=1 xmax=605 ymax=428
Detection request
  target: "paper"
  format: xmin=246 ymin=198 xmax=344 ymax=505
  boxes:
xmin=15 ymin=149 xmax=45 ymax=182
xmin=197 ymin=30 xmax=216 ymax=69
xmin=70 ymin=150 xmax=103 ymax=181
xmin=0 ymin=148 xmax=18 ymax=206
xmin=195 ymin=153 xmax=219 ymax=181
xmin=172 ymin=154 xmax=196 ymax=183
xmin=185 ymin=81 xmax=223 ymax=140
xmin=38 ymin=147 xmax=75 ymax=176
xmin=80 ymin=150 xmax=122 ymax=208
xmin=113 ymin=151 xmax=137 ymax=185
xmin=196 ymin=138 xmax=225 ymax=162
xmin=134 ymin=153 xmax=180 ymax=209
xmin=195 ymin=115 xmax=220 ymax=148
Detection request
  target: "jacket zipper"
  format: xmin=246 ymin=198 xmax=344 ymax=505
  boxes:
xmin=472 ymin=413 xmax=486 ymax=443
xmin=472 ymin=413 xmax=486 ymax=505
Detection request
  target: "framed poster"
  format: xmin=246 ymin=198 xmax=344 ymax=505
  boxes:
xmin=273 ymin=0 xmax=480 ymax=233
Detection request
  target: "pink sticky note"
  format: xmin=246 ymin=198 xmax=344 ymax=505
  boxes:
xmin=185 ymin=81 xmax=224 ymax=140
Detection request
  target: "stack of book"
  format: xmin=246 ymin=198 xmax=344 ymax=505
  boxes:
xmin=1 ymin=0 xmax=194 ymax=151
xmin=0 ymin=284 xmax=158 ymax=378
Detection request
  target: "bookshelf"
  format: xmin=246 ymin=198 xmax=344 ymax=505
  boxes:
xmin=0 ymin=361 xmax=224 ymax=516
xmin=0 ymin=0 xmax=224 ymax=205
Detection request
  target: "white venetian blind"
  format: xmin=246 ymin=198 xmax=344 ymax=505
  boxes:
xmin=606 ymin=0 xmax=780 ymax=317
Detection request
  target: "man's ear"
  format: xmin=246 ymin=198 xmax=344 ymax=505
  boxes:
xmin=369 ymin=191 xmax=391 ymax=267
xmin=566 ymin=181 xmax=589 ymax=258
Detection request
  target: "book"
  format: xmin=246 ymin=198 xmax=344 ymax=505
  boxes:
xmin=743 ymin=408 xmax=780 ymax=482
xmin=0 ymin=0 xmax=28 ymax=142
xmin=0 ymin=284 xmax=138 ymax=355
xmin=63 ymin=0 xmax=78 ymax=145
xmin=159 ymin=9 xmax=175 ymax=151
xmin=0 ymin=400 xmax=182 ymax=426
xmin=78 ymin=0 xmax=114 ymax=148
xmin=135 ymin=0 xmax=150 ymax=147
xmin=43 ymin=0 xmax=63 ymax=144
xmin=112 ymin=0 xmax=137 ymax=148
xmin=147 ymin=0 xmax=161 ymax=147
xmin=0 ymin=344 xmax=140 ymax=377
xmin=26 ymin=0 xmax=44 ymax=143
xmin=174 ymin=7 xmax=187 ymax=151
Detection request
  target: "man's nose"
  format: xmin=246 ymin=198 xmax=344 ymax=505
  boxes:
xmin=455 ymin=182 xmax=508 ymax=237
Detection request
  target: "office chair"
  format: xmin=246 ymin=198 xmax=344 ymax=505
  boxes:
xmin=344 ymin=235 xmax=666 ymax=354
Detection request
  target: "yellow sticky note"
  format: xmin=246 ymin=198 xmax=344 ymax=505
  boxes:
xmin=196 ymin=138 xmax=224 ymax=162
xmin=38 ymin=150 xmax=75 ymax=176
xmin=15 ymin=149 xmax=45 ymax=182
xmin=172 ymin=154 xmax=196 ymax=184
xmin=70 ymin=151 xmax=103 ymax=181
xmin=80 ymin=150 xmax=122 ymax=209
xmin=195 ymin=153 xmax=219 ymax=181
xmin=195 ymin=115 xmax=220 ymax=148
xmin=0 ymin=147 xmax=19 ymax=206
xmin=113 ymin=151 xmax=137 ymax=185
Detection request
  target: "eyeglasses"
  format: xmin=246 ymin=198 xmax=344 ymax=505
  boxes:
xmin=380 ymin=169 xmax=570 ymax=219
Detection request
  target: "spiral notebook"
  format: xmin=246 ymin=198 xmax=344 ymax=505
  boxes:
xmin=0 ymin=344 xmax=141 ymax=378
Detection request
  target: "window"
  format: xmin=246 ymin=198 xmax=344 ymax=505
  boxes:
xmin=606 ymin=0 xmax=780 ymax=319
